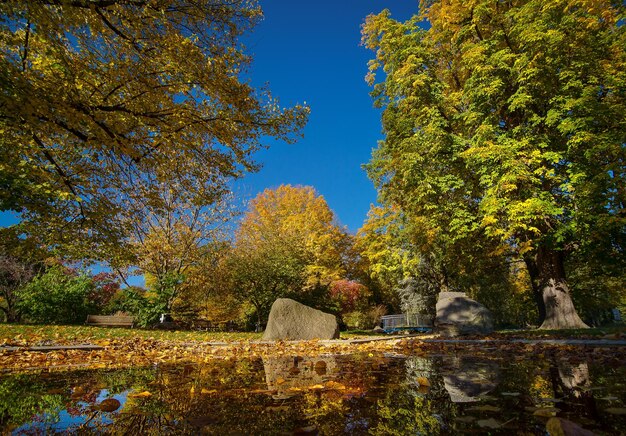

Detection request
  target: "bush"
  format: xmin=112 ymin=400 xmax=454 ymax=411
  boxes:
xmin=343 ymin=305 xmax=387 ymax=330
xmin=104 ymin=287 xmax=165 ymax=328
xmin=16 ymin=266 xmax=96 ymax=324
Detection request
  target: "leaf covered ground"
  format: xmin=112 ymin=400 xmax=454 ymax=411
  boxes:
xmin=0 ymin=324 xmax=624 ymax=374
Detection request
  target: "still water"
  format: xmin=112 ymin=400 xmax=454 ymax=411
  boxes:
xmin=1 ymin=352 xmax=624 ymax=435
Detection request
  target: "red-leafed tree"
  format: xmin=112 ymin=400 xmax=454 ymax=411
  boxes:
xmin=329 ymin=280 xmax=371 ymax=315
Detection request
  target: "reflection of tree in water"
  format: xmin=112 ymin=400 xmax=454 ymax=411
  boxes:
xmin=0 ymin=374 xmax=65 ymax=429
xmin=369 ymin=356 xmax=448 ymax=436
xmin=4 ymin=354 xmax=624 ymax=434
xmin=0 ymin=367 xmax=156 ymax=433
xmin=548 ymin=358 xmax=608 ymax=433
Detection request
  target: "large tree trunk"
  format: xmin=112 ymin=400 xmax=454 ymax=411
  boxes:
xmin=523 ymin=256 xmax=546 ymax=326
xmin=535 ymin=247 xmax=588 ymax=330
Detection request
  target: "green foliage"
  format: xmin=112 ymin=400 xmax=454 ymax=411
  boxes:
xmin=371 ymin=391 xmax=441 ymax=436
xmin=107 ymin=275 xmax=183 ymax=328
xmin=342 ymin=306 xmax=387 ymax=330
xmin=0 ymin=255 xmax=33 ymax=323
xmin=362 ymin=0 xmax=625 ymax=328
xmin=0 ymin=374 xmax=65 ymax=428
xmin=16 ymin=266 xmax=96 ymax=324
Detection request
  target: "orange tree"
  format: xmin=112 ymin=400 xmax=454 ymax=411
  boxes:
xmin=230 ymin=185 xmax=352 ymax=325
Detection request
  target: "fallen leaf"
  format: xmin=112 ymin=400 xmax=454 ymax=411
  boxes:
xmin=467 ymin=405 xmax=501 ymax=412
xmin=416 ymin=377 xmax=430 ymax=387
xmin=98 ymin=398 xmax=121 ymax=412
xmin=477 ymin=418 xmax=501 ymax=429
xmin=325 ymin=381 xmax=346 ymax=390
xmin=546 ymin=417 xmax=595 ymax=436
xmin=128 ymin=391 xmax=152 ymax=398
xmin=534 ymin=407 xmax=559 ymax=417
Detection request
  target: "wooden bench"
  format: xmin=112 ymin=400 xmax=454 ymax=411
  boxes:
xmin=86 ymin=315 xmax=134 ymax=328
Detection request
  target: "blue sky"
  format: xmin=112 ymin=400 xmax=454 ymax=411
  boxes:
xmin=0 ymin=1 xmax=417 ymax=234
xmin=236 ymin=0 xmax=417 ymax=233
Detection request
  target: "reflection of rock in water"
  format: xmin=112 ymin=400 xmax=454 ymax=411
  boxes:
xmin=441 ymin=357 xmax=500 ymax=403
xmin=558 ymin=362 xmax=590 ymax=390
xmin=262 ymin=356 xmax=337 ymax=399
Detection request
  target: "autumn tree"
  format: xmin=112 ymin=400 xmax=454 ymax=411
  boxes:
xmin=121 ymin=178 xmax=237 ymax=316
xmin=0 ymin=0 xmax=308 ymax=259
xmin=184 ymin=242 xmax=245 ymax=323
xmin=356 ymin=204 xmax=533 ymax=326
xmin=362 ymin=0 xmax=626 ymax=329
xmin=232 ymin=185 xmax=351 ymax=324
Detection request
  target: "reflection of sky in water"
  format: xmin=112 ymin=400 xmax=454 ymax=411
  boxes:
xmin=13 ymin=390 xmax=128 ymax=434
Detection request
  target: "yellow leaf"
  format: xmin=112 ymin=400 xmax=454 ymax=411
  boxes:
xmin=533 ymin=407 xmax=559 ymax=417
xmin=128 ymin=391 xmax=152 ymax=398
xmin=417 ymin=377 xmax=430 ymax=387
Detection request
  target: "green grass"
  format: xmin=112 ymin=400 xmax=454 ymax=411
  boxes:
xmin=1 ymin=323 xmax=621 ymax=346
xmin=0 ymin=324 xmax=262 ymax=345
xmin=341 ymin=329 xmax=389 ymax=338
xmin=494 ymin=324 xmax=624 ymax=338
xmin=0 ymin=324 xmax=389 ymax=344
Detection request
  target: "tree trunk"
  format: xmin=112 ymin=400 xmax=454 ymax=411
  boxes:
xmin=523 ymin=256 xmax=546 ymax=326
xmin=535 ymin=247 xmax=588 ymax=330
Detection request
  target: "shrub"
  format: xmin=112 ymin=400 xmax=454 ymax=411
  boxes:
xmin=16 ymin=266 xmax=96 ymax=324
xmin=344 ymin=305 xmax=387 ymax=330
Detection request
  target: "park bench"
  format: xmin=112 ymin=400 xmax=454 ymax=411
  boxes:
xmin=85 ymin=314 xmax=134 ymax=328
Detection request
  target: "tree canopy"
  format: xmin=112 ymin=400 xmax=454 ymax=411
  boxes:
xmin=0 ymin=0 xmax=308 ymax=259
xmin=231 ymin=185 xmax=352 ymax=323
xmin=362 ymin=0 xmax=625 ymax=328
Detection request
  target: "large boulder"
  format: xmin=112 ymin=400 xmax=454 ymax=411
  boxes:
xmin=263 ymin=298 xmax=340 ymax=341
xmin=435 ymin=292 xmax=493 ymax=336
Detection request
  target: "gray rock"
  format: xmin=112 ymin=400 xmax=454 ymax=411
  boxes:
xmin=435 ymin=292 xmax=493 ymax=336
xmin=263 ymin=298 xmax=340 ymax=341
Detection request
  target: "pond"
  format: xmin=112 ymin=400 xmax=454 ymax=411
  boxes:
xmin=1 ymin=351 xmax=624 ymax=434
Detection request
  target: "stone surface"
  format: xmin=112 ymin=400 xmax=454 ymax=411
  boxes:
xmin=263 ymin=298 xmax=340 ymax=341
xmin=435 ymin=292 xmax=493 ymax=336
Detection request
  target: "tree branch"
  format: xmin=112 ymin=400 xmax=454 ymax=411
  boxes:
xmin=32 ymin=134 xmax=87 ymax=222
xmin=21 ymin=19 xmax=31 ymax=71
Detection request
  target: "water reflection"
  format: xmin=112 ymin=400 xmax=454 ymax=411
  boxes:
xmin=1 ymin=353 xmax=624 ymax=434
xmin=263 ymin=356 xmax=338 ymax=399
xmin=441 ymin=357 xmax=500 ymax=403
